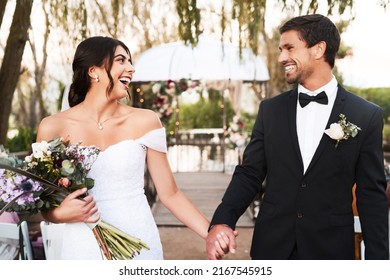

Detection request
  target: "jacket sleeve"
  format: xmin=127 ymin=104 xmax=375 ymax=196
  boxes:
xmin=355 ymin=106 xmax=389 ymax=259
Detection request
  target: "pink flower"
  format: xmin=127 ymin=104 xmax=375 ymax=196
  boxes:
xmin=58 ymin=177 xmax=71 ymax=188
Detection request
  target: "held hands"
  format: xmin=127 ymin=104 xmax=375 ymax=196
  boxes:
xmin=44 ymin=188 xmax=100 ymax=223
xmin=206 ymin=224 xmax=238 ymax=260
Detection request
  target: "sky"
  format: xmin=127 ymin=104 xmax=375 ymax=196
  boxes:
xmin=324 ymin=1 xmax=390 ymax=88
xmin=179 ymin=0 xmax=390 ymax=89
xmin=1 ymin=0 xmax=389 ymax=89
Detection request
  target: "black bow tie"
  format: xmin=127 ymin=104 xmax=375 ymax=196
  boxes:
xmin=299 ymin=91 xmax=328 ymax=108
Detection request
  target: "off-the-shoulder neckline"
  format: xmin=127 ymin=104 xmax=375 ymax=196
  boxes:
xmin=82 ymin=127 xmax=165 ymax=152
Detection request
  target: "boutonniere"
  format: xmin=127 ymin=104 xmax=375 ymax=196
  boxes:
xmin=324 ymin=114 xmax=361 ymax=148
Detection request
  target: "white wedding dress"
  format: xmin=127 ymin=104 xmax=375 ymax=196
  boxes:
xmin=59 ymin=128 xmax=166 ymax=260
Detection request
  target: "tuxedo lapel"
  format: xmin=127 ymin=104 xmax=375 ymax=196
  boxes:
xmin=287 ymin=89 xmax=304 ymax=172
xmin=305 ymin=85 xmax=347 ymax=175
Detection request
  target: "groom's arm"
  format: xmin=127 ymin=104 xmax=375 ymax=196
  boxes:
xmin=355 ymin=106 xmax=389 ymax=259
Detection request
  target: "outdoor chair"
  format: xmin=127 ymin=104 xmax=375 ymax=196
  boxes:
xmin=0 ymin=221 xmax=34 ymax=260
xmin=40 ymin=221 xmax=65 ymax=260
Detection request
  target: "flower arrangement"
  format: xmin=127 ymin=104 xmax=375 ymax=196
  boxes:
xmin=227 ymin=115 xmax=247 ymax=149
xmin=151 ymin=79 xmax=201 ymax=125
xmin=151 ymin=82 xmax=175 ymax=126
xmin=0 ymin=137 xmax=149 ymax=259
xmin=152 ymin=92 xmax=174 ymax=125
xmin=324 ymin=114 xmax=361 ymax=148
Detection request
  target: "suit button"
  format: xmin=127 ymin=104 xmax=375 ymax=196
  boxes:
xmin=297 ymin=213 xmax=304 ymax=218
xmin=301 ymin=183 xmax=307 ymax=188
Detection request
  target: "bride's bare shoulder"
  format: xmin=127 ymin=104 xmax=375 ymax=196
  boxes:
xmin=130 ymin=107 xmax=162 ymax=131
xmin=37 ymin=108 xmax=78 ymax=141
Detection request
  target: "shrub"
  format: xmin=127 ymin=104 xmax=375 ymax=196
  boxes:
xmin=5 ymin=127 xmax=36 ymax=153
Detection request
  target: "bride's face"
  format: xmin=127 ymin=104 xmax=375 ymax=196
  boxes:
xmin=107 ymin=46 xmax=135 ymax=100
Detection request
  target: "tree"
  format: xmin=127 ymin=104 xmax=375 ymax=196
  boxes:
xmin=1 ymin=0 xmax=389 ymax=146
xmin=0 ymin=0 xmax=179 ymax=145
xmin=0 ymin=0 xmax=7 ymax=28
xmin=0 ymin=0 xmax=33 ymax=144
xmin=175 ymin=0 xmax=365 ymax=98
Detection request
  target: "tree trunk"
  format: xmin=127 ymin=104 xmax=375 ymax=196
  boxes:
xmin=0 ymin=0 xmax=33 ymax=145
xmin=0 ymin=0 xmax=7 ymax=28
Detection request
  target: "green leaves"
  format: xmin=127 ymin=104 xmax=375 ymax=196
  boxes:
xmin=60 ymin=159 xmax=76 ymax=176
xmin=176 ymin=0 xmax=202 ymax=47
xmin=325 ymin=114 xmax=361 ymax=148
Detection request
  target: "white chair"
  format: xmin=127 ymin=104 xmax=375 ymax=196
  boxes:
xmin=0 ymin=221 xmax=34 ymax=260
xmin=354 ymin=216 xmax=365 ymax=260
xmin=40 ymin=221 xmax=66 ymax=260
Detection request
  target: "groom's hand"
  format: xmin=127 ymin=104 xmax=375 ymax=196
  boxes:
xmin=206 ymin=224 xmax=237 ymax=260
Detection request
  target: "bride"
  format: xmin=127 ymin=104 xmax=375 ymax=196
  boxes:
xmin=37 ymin=36 xmax=226 ymax=259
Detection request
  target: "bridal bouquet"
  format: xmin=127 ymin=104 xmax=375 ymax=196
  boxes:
xmin=0 ymin=137 xmax=149 ymax=259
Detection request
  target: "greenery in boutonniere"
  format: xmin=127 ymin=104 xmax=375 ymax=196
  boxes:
xmin=324 ymin=114 xmax=361 ymax=148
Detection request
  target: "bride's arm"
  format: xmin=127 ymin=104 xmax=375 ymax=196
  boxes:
xmin=41 ymin=188 xmax=100 ymax=223
xmin=147 ymin=149 xmax=235 ymax=259
xmin=147 ymin=149 xmax=209 ymax=239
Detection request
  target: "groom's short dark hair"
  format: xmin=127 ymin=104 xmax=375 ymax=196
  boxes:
xmin=279 ymin=14 xmax=340 ymax=68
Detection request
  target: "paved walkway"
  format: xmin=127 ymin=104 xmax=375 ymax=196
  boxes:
xmin=153 ymin=172 xmax=254 ymax=260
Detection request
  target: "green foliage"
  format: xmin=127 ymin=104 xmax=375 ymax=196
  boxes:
xmin=383 ymin=124 xmax=390 ymax=145
xmin=232 ymin=0 xmax=266 ymax=55
xmin=56 ymin=80 xmax=67 ymax=112
xmin=167 ymin=92 xmax=235 ymax=132
xmin=175 ymin=0 xmax=357 ymax=56
xmin=176 ymin=0 xmax=202 ymax=47
xmin=164 ymin=87 xmax=257 ymax=140
xmin=346 ymin=87 xmax=390 ymax=123
xmin=239 ymin=111 xmax=257 ymax=135
xmin=5 ymin=127 xmax=36 ymax=153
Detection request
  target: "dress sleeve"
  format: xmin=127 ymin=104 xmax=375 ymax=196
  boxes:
xmin=137 ymin=127 xmax=167 ymax=153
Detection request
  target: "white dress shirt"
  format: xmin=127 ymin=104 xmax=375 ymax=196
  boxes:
xmin=296 ymin=76 xmax=338 ymax=173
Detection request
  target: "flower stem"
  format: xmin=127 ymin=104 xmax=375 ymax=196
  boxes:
xmin=92 ymin=226 xmax=112 ymax=260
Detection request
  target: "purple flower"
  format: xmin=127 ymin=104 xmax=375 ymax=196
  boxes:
xmin=20 ymin=179 xmax=33 ymax=192
xmin=0 ymin=173 xmax=43 ymax=205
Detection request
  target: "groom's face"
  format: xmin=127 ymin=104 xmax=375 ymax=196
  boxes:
xmin=278 ymin=29 xmax=317 ymax=85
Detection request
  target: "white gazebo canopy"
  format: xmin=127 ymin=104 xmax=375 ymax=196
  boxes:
xmin=132 ymin=38 xmax=270 ymax=82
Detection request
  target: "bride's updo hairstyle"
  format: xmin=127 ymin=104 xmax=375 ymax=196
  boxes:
xmin=68 ymin=36 xmax=132 ymax=107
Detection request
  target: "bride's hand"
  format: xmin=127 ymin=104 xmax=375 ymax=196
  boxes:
xmin=42 ymin=188 xmax=100 ymax=223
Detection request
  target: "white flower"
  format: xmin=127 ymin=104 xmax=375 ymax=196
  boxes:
xmin=152 ymin=83 xmax=161 ymax=94
xmin=24 ymin=155 xmax=32 ymax=163
xmin=324 ymin=123 xmax=344 ymax=140
xmin=324 ymin=114 xmax=361 ymax=148
xmin=31 ymin=141 xmax=50 ymax=159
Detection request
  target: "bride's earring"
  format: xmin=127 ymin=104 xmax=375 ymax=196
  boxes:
xmin=95 ymin=75 xmax=99 ymax=82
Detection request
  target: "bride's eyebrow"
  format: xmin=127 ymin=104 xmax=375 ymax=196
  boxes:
xmin=114 ymin=54 xmax=131 ymax=62
xmin=114 ymin=54 xmax=126 ymax=59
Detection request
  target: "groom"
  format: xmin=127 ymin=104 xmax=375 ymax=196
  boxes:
xmin=206 ymin=14 xmax=389 ymax=260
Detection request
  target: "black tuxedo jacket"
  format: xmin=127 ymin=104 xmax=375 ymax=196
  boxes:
xmin=211 ymin=85 xmax=389 ymax=259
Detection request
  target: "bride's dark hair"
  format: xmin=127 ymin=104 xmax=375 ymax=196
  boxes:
xmin=68 ymin=36 xmax=132 ymax=107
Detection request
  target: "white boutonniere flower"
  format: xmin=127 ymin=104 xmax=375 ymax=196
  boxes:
xmin=325 ymin=114 xmax=361 ymax=147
